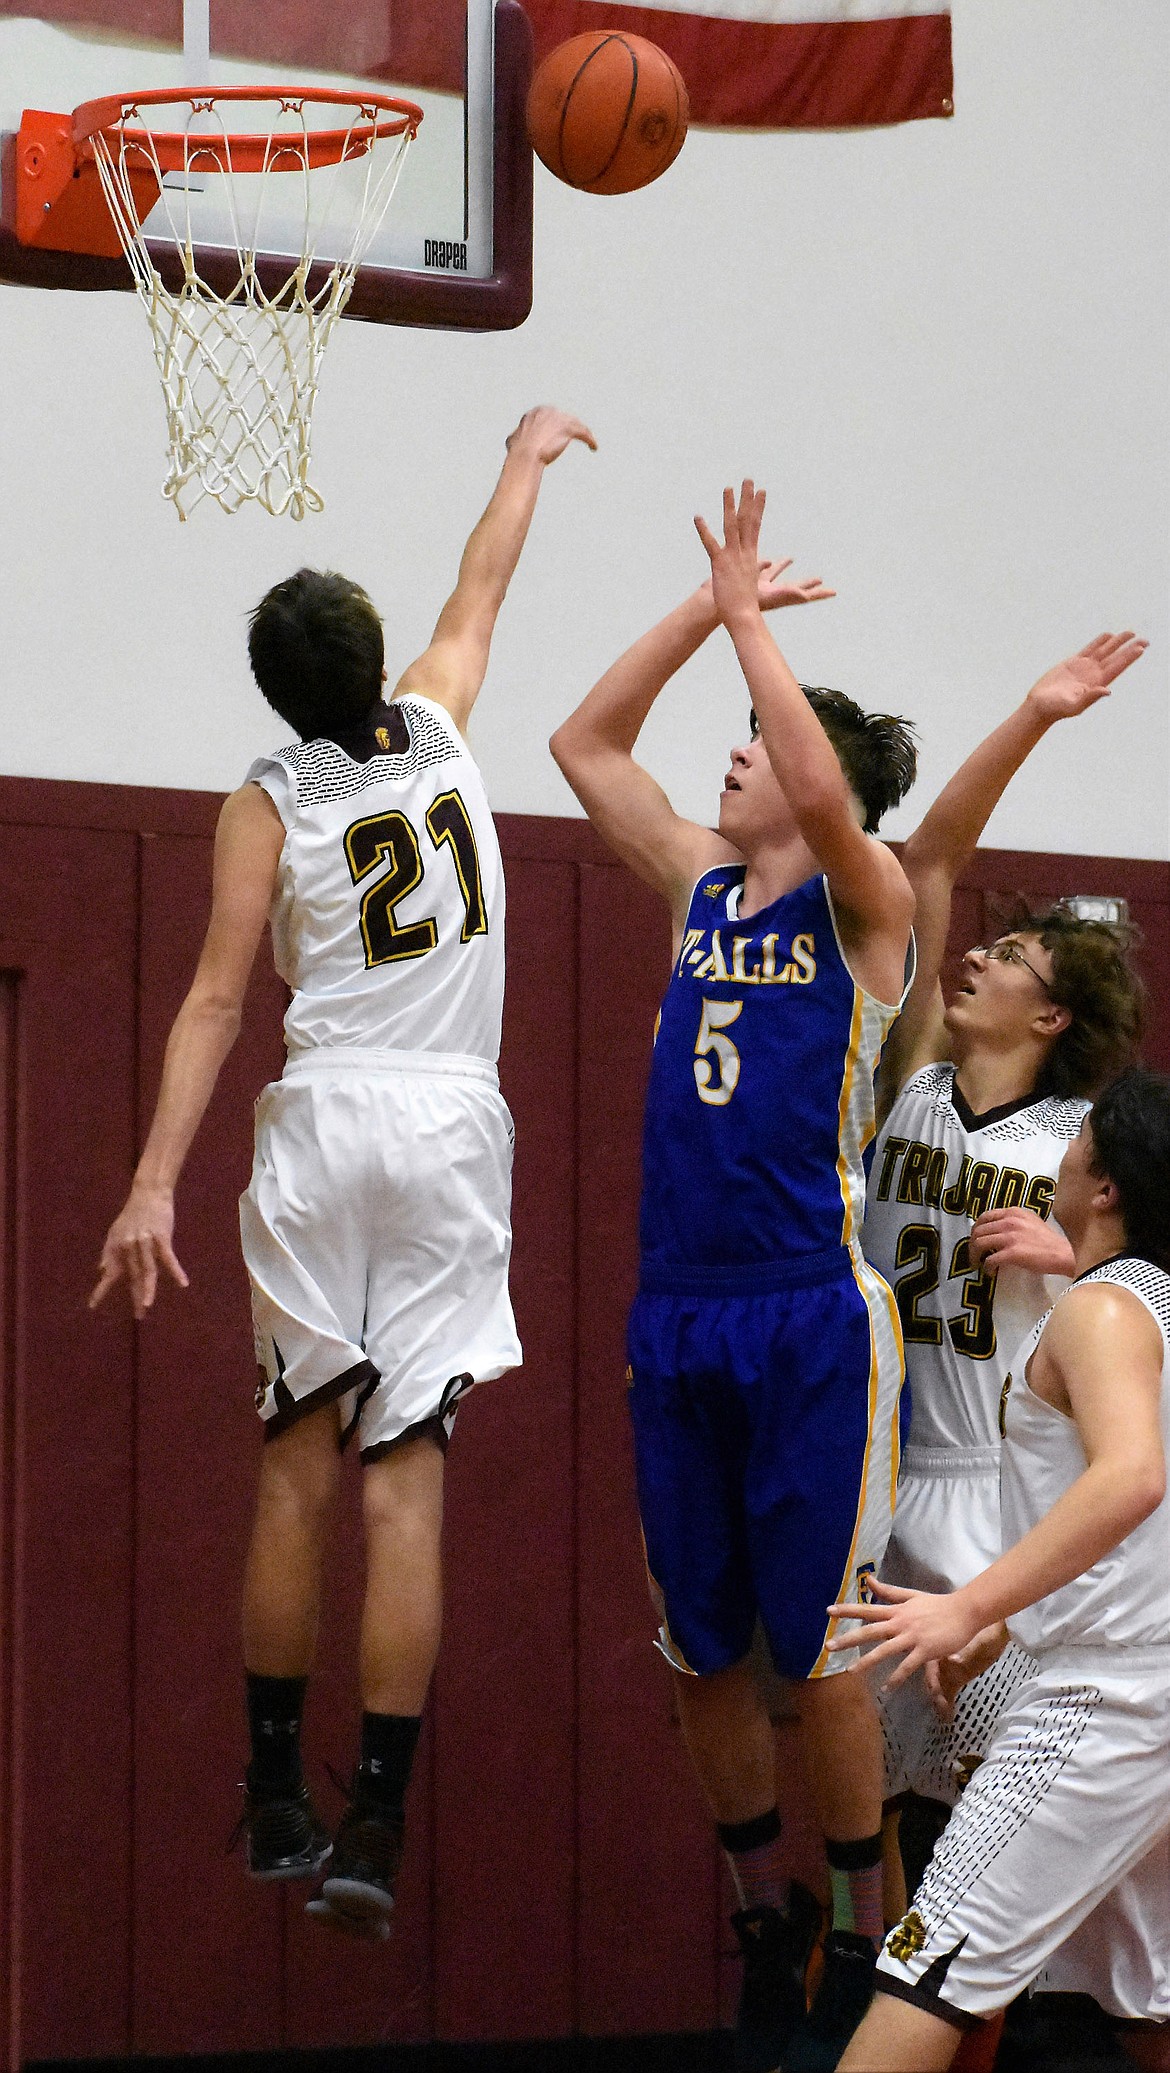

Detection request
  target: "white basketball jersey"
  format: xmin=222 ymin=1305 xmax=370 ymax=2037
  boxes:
xmin=863 ymin=1064 xmax=1087 ymax=1449
xmin=247 ymin=694 xmax=505 ymax=1062
xmin=1003 ymin=1255 xmax=1170 ymax=1653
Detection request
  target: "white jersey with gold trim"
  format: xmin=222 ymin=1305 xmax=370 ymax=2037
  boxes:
xmin=247 ymin=694 xmax=504 ymax=1063
xmin=1004 ymin=1254 xmax=1170 ymax=1656
xmin=863 ymin=1063 xmax=1087 ymax=1450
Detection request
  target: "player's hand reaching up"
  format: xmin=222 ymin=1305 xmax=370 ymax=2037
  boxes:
xmin=756 ymin=558 xmax=836 ymax=611
xmin=1025 ymin=631 xmax=1148 ymax=723
xmin=89 ymin=1183 xmax=189 ymax=1321
xmin=969 ymin=1206 xmax=1076 ymax=1276
xmin=505 ymin=406 xmax=597 ymax=466
xmin=695 ymin=481 xmax=768 ymax=626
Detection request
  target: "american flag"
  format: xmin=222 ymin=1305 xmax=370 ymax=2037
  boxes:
xmin=6 ymin=1 xmax=952 ymax=128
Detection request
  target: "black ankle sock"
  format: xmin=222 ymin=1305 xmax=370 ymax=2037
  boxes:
xmin=358 ymin=1712 xmax=422 ymax=1819
xmin=245 ymin=1672 xmax=307 ymax=1796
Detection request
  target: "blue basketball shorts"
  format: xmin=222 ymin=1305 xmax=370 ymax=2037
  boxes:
xmin=627 ymin=1247 xmax=905 ymax=1682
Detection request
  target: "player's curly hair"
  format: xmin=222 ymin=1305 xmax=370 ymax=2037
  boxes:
xmin=996 ymin=900 xmax=1145 ymax=1100
xmin=771 ymin=688 xmax=918 ymax=833
xmin=248 ymin=568 xmax=384 ymax=739
xmin=1088 ymin=1066 xmax=1170 ymax=1268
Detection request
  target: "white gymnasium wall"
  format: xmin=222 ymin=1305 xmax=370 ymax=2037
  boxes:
xmin=0 ymin=0 xmax=1166 ymax=858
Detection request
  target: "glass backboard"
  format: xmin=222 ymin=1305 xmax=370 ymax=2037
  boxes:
xmin=0 ymin=0 xmax=532 ymax=327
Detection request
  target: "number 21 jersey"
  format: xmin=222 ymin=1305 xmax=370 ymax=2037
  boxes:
xmin=246 ymin=694 xmax=504 ymax=1062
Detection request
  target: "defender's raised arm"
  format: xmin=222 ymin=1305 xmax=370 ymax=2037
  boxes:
xmin=882 ymin=630 xmax=1148 ymax=1096
xmin=398 ymin=405 xmax=595 ymax=731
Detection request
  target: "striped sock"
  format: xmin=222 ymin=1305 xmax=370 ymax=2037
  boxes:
xmin=717 ymin=1808 xmax=789 ymax=1914
xmin=826 ymin=1832 xmax=884 ymax=1948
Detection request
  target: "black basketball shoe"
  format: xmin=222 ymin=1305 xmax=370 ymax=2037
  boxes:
xmin=732 ymin=1881 xmax=823 ymax=2073
xmin=234 ymin=1779 xmax=332 ymax=1882
xmin=305 ymin=1786 xmax=404 ymax=1942
xmin=781 ymin=1929 xmax=878 ymax=2071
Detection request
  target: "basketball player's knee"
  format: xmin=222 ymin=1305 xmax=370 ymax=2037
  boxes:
xmin=799 ymin=1664 xmax=879 ymax=1735
xmin=361 ymin=1448 xmax=443 ymax=1553
xmin=256 ymin=1428 xmax=340 ymax=1535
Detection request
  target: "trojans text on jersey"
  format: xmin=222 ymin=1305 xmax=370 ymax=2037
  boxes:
xmin=873 ymin=1136 xmax=1057 ymax=1222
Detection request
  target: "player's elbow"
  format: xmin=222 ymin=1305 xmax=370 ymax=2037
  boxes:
xmin=1108 ymin=1450 xmax=1167 ymax=1534
xmin=549 ymin=718 xmax=590 ymax=783
xmin=1130 ymin=1458 xmax=1167 ymax=1524
xmin=181 ymin=988 xmax=244 ymax=1046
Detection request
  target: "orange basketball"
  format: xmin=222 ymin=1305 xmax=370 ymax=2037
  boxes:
xmin=527 ymin=31 xmax=689 ymax=195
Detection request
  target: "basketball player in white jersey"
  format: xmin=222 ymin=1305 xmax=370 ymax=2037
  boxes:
xmin=861 ymin=633 xmax=1146 ymax=1932
xmin=832 ymin=1066 xmax=1170 ymax=2071
xmin=90 ymin=404 xmax=595 ymax=1936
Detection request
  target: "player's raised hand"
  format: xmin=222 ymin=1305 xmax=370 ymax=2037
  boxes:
xmin=969 ymin=1205 xmax=1076 ymax=1276
xmin=694 ymin=480 xmax=768 ymax=626
xmin=89 ymin=1183 xmax=189 ymax=1321
xmin=697 ymin=556 xmax=835 ymax=615
xmin=505 ymin=406 xmax=597 ymax=465
xmin=757 ymin=557 xmax=836 ymax=611
xmin=1025 ymin=632 xmax=1148 ymax=724
xmin=824 ymin=1576 xmax=983 ymax=1686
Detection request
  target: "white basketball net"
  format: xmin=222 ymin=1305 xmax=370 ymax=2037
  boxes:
xmin=88 ymin=95 xmax=416 ymax=518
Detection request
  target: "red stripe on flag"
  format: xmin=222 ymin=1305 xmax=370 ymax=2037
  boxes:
xmin=14 ymin=1 xmax=952 ymax=128
xmin=524 ymin=7 xmax=952 ymax=128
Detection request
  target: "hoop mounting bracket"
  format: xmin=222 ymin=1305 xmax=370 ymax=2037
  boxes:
xmin=11 ymin=108 xmax=159 ymax=256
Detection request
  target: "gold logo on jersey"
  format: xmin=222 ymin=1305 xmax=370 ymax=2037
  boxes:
xmin=375 ymin=725 xmax=393 ymax=751
xmin=887 ymin=1909 xmax=927 ymax=1963
xmin=701 ymin=881 xmax=727 ymax=899
xmin=998 ymin=1373 xmax=1012 ymax=1438
xmin=855 ymin=1562 xmax=877 ymax=1604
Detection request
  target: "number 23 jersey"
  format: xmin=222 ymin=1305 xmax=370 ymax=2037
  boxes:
xmin=862 ymin=1065 xmax=1086 ymax=1450
xmin=246 ymin=694 xmax=504 ymax=1062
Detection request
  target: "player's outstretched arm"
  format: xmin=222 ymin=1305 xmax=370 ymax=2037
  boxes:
xmin=395 ymin=405 xmax=596 ymax=732
xmin=884 ymin=631 xmax=1148 ymax=1095
xmin=552 ymin=541 xmax=835 ymax=935
xmin=827 ymin=1282 xmax=1165 ymax=1682
xmin=697 ymin=481 xmax=911 ymax=944
xmin=550 ymin=587 xmax=730 ymax=932
xmin=89 ymin=784 xmax=285 ymax=1320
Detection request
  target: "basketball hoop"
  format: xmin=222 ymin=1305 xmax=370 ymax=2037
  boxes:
xmin=71 ymin=87 xmax=422 ymax=518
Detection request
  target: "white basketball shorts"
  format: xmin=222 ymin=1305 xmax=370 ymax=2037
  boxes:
xmin=877 ymin=1645 xmax=1170 ymax=2026
xmin=241 ymin=1048 xmax=521 ymax=1460
xmin=879 ymin=1446 xmax=1037 ymax=1805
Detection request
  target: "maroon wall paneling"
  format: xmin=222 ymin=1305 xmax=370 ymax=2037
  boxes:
xmin=432 ymin=857 xmax=579 ymax=2042
xmin=0 ymin=827 xmax=139 ymax=2066
xmin=0 ymin=769 xmax=1164 ymax=2066
xmin=573 ymin=859 xmax=720 ymax=2038
xmin=130 ymin=832 xmax=288 ymax=2055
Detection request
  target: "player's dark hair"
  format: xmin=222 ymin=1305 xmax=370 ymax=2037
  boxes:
xmin=749 ymin=688 xmax=917 ymax=833
xmin=995 ymin=901 xmax=1145 ymax=1100
xmin=248 ymin=568 xmax=384 ymax=739
xmin=1087 ymin=1067 xmax=1170 ymax=1268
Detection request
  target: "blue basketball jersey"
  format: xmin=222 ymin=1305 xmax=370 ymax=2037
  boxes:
xmin=640 ymin=868 xmax=906 ymax=1278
